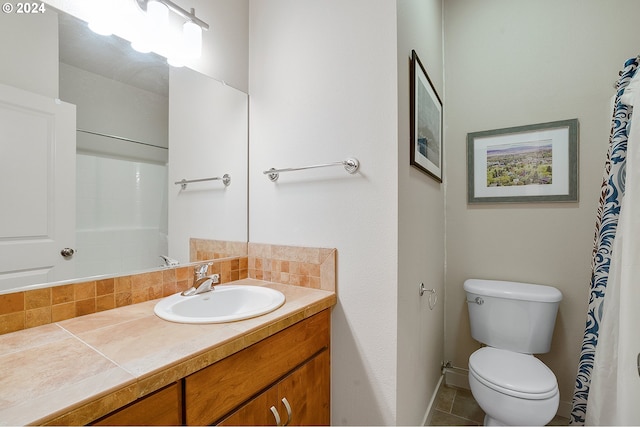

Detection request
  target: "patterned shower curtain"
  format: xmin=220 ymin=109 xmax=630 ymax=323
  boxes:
xmin=570 ymin=56 xmax=639 ymax=425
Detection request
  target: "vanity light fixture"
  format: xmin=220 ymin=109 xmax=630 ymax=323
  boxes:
xmin=87 ymin=0 xmax=209 ymax=66
xmin=134 ymin=0 xmax=209 ymax=65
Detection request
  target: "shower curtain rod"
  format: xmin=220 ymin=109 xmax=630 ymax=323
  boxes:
xmin=77 ymin=129 xmax=168 ymax=151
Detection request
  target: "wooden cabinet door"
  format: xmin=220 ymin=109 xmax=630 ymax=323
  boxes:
xmin=218 ymin=350 xmax=330 ymax=426
xmin=185 ymin=310 xmax=330 ymax=426
xmin=218 ymin=386 xmax=279 ymax=426
xmin=278 ymin=350 xmax=330 ymax=426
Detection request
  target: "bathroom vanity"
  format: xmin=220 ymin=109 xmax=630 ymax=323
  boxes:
xmin=93 ymin=310 xmax=329 ymax=426
xmin=0 ymin=279 xmax=335 ymax=426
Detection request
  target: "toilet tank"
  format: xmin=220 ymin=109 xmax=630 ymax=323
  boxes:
xmin=464 ymin=279 xmax=562 ymax=354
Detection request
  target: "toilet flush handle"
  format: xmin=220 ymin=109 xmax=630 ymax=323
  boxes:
xmin=467 ymin=296 xmax=484 ymax=305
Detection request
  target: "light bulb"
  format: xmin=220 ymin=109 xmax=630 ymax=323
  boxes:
xmin=183 ymin=20 xmax=202 ymax=59
xmin=147 ymin=0 xmax=168 ymax=26
xmin=146 ymin=0 xmax=170 ymax=54
xmin=88 ymin=0 xmax=114 ymax=35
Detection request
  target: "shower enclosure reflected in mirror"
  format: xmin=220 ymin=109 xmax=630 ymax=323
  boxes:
xmin=0 ymin=6 xmax=248 ymax=292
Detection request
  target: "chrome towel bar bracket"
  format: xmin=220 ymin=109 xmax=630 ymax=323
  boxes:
xmin=264 ymin=157 xmax=360 ymax=182
xmin=175 ymin=174 xmax=231 ymax=190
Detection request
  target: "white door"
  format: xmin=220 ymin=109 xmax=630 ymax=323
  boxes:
xmin=0 ymin=83 xmax=76 ymax=291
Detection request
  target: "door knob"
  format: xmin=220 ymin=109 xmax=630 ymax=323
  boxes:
xmin=60 ymin=248 xmax=75 ymax=258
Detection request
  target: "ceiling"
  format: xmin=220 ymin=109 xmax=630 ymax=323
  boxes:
xmin=57 ymin=9 xmax=169 ymax=97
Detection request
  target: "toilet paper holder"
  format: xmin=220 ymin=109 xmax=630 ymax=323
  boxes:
xmin=419 ymin=283 xmax=437 ymax=310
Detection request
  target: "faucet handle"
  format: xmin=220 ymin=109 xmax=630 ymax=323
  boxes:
xmin=195 ymin=262 xmax=213 ymax=279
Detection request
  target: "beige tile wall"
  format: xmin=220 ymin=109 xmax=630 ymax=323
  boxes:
xmin=248 ymin=243 xmax=336 ymax=293
xmin=190 ymin=239 xmax=248 ymax=261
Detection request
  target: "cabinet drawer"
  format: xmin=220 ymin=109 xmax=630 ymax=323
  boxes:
xmin=185 ymin=309 xmax=330 ymax=426
xmin=91 ymin=383 xmax=182 ymax=426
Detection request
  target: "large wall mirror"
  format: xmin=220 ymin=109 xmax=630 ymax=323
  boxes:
xmin=0 ymin=5 xmax=248 ymax=293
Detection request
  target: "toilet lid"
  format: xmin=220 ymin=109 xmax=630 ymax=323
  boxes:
xmin=469 ymin=347 xmax=558 ymax=399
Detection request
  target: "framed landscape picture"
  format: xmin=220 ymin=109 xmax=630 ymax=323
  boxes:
xmin=410 ymin=50 xmax=443 ymax=182
xmin=467 ymin=119 xmax=578 ymax=204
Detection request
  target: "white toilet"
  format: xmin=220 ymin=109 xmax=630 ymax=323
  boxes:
xmin=464 ymin=279 xmax=562 ymax=426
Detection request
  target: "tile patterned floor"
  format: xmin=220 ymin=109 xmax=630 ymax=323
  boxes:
xmin=428 ymin=384 xmax=570 ymax=426
xmin=430 ymin=385 xmax=484 ymax=426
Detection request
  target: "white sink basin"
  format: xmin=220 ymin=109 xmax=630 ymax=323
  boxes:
xmin=154 ymin=285 xmax=286 ymax=324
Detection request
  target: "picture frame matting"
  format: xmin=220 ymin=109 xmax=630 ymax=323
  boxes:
xmin=467 ymin=119 xmax=579 ymax=204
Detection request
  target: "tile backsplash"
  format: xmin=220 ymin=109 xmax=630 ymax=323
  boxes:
xmin=0 ymin=241 xmax=336 ymax=336
xmin=190 ymin=238 xmax=248 ymax=261
xmin=0 ymin=257 xmax=246 ymax=336
xmin=248 ymin=243 xmax=336 ymax=293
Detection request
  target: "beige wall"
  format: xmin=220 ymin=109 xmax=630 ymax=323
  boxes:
xmin=249 ymin=1 xmax=447 ymax=423
xmin=397 ymin=1 xmax=445 ymax=425
xmin=444 ymin=0 xmax=640 ymax=416
xmin=248 ymin=1 xmax=400 ymax=424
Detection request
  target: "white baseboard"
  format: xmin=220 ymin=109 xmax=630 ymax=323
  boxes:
xmin=422 ymin=375 xmax=444 ymax=426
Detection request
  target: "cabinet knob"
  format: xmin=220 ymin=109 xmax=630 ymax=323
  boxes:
xmin=269 ymin=406 xmax=281 ymax=426
xmin=281 ymin=397 xmax=292 ymax=426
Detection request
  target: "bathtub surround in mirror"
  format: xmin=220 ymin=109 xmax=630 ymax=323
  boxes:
xmin=75 ymin=155 xmax=168 ymax=279
xmin=0 ymin=6 xmax=248 ymax=292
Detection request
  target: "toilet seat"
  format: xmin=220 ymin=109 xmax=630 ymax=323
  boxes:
xmin=469 ymin=347 xmax=558 ymax=400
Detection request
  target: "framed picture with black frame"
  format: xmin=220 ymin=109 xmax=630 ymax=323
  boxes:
xmin=467 ymin=119 xmax=579 ymax=204
xmin=410 ymin=49 xmax=443 ymax=182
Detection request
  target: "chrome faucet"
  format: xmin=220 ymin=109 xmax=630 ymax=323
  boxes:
xmin=159 ymin=255 xmax=179 ymax=267
xmin=181 ymin=262 xmax=219 ymax=296
xmin=191 ymin=276 xmax=214 ymax=294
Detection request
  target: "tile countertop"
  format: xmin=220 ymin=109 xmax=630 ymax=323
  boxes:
xmin=0 ymin=279 xmax=336 ymax=426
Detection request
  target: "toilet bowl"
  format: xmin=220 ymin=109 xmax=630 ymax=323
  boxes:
xmin=464 ymin=279 xmax=562 ymax=426
xmin=468 ymin=347 xmax=559 ymax=426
